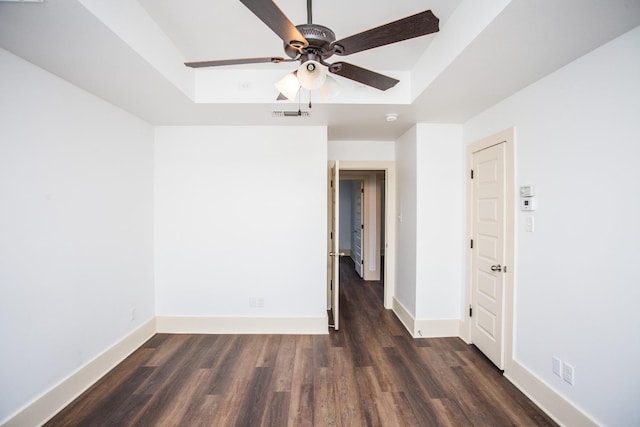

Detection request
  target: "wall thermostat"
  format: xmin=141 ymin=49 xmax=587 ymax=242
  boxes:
xmin=521 ymin=197 xmax=536 ymax=211
xmin=520 ymin=185 xmax=535 ymax=197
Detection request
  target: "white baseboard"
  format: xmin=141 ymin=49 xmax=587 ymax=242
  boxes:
xmin=505 ymin=360 xmax=599 ymax=427
xmin=2 ymin=318 xmax=156 ymax=427
xmin=156 ymin=315 xmax=329 ymax=335
xmin=392 ymin=298 xmax=461 ymax=338
xmin=392 ymin=297 xmax=415 ymax=336
xmin=414 ymin=319 xmax=461 ymax=338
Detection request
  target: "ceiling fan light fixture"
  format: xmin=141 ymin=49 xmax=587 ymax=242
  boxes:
xmin=275 ymin=72 xmax=300 ymax=100
xmin=319 ymin=75 xmax=342 ymax=101
xmin=297 ymin=60 xmax=326 ymax=90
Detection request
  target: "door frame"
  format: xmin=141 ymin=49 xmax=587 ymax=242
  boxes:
xmin=463 ymin=128 xmax=515 ymax=372
xmin=329 ymin=161 xmax=341 ymax=329
xmin=328 ymin=161 xmax=396 ymax=309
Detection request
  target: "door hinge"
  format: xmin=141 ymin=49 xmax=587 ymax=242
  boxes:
xmin=361 ymin=188 xmax=364 ymax=194
xmin=470 ymin=239 xmax=474 ymax=249
xmin=330 ymin=231 xmax=333 ymax=239
xmin=361 ymin=260 xmax=364 ymax=265
xmin=504 ymin=265 xmax=508 ymax=273
xmin=330 ymin=280 xmax=333 ymax=290
xmin=469 ymin=305 xmax=473 ymax=317
xmin=361 ymin=224 xmax=364 ymax=230
xmin=470 ymin=169 xmax=474 ymax=179
xmin=331 ymin=180 xmax=333 ymax=188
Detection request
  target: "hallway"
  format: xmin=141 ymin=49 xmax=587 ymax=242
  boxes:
xmin=332 ymin=257 xmax=557 ymax=425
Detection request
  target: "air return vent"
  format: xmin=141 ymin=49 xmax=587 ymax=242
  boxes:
xmin=271 ymin=110 xmax=310 ymax=117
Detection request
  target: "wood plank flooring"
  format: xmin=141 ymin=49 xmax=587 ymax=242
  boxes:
xmin=46 ymin=258 xmax=557 ymax=426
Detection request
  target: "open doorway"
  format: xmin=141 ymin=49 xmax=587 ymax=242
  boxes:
xmin=326 ymin=161 xmax=396 ymax=330
xmin=339 ymin=171 xmax=385 ymax=281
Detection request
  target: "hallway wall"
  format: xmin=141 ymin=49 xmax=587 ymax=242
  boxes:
xmin=394 ymin=124 xmax=464 ymax=335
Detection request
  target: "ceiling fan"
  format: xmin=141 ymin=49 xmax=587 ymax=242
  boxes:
xmin=184 ymin=0 xmax=439 ymax=98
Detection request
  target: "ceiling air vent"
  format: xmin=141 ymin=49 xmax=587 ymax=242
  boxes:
xmin=271 ymin=110 xmax=310 ymax=118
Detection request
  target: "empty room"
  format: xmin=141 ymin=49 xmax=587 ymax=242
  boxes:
xmin=1 ymin=0 xmax=639 ymax=426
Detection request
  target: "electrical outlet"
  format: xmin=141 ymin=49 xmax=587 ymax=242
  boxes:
xmin=249 ymin=297 xmax=264 ymax=308
xmin=552 ymin=357 xmax=561 ymax=377
xmin=562 ymin=362 xmax=574 ymax=385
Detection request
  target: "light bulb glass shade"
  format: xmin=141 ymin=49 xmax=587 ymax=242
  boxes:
xmin=275 ymin=72 xmax=300 ymax=100
xmin=319 ymin=75 xmax=342 ymax=101
xmin=297 ymin=60 xmax=326 ymax=90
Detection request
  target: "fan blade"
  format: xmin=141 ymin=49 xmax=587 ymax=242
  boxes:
xmin=240 ymin=0 xmax=308 ymax=49
xmin=329 ymin=62 xmax=399 ymax=91
xmin=331 ymin=10 xmax=439 ymax=56
xmin=185 ymin=57 xmax=295 ymax=68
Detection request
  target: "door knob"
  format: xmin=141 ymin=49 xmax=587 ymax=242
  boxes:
xmin=490 ymin=265 xmax=502 ymax=272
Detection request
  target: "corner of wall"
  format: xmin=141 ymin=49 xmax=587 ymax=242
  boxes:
xmin=392 ymin=297 xmax=415 ymax=336
xmin=1 ymin=319 xmax=156 ymax=427
xmin=505 ymin=360 xmax=600 ymax=427
xmin=413 ymin=319 xmax=462 ymax=338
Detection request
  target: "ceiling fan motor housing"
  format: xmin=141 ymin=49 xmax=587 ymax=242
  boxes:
xmin=285 ymin=24 xmax=338 ymax=59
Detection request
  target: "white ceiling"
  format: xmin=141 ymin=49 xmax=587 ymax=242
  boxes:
xmin=1 ymin=0 xmax=639 ymax=140
xmin=137 ymin=0 xmax=460 ymax=71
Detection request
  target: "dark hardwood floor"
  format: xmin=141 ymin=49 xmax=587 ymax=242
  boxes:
xmin=46 ymin=258 xmax=557 ymax=426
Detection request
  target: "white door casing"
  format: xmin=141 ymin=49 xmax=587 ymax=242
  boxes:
xmin=465 ymin=128 xmax=515 ymax=372
xmin=330 ymin=161 xmax=341 ymax=330
xmin=330 ymin=161 xmax=396 ymax=310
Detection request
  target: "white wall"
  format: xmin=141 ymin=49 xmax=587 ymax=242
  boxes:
xmin=464 ymin=27 xmax=640 ymax=427
xmin=394 ymin=124 xmax=465 ymax=327
xmin=0 ymin=49 xmax=154 ymax=423
xmin=328 ymin=140 xmax=395 ymax=161
xmin=394 ymin=127 xmax=418 ymax=313
xmin=415 ymin=124 xmax=465 ymax=321
xmin=154 ymin=126 xmax=327 ymax=318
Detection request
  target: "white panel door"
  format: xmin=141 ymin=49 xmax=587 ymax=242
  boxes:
xmin=329 ymin=162 xmax=341 ymax=330
xmin=471 ymin=143 xmax=506 ymax=368
xmin=353 ymin=181 xmax=364 ymax=278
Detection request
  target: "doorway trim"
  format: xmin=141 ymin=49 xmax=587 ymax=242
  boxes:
xmin=463 ymin=128 xmax=515 ymax=372
xmin=337 ymin=161 xmax=396 ymax=309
